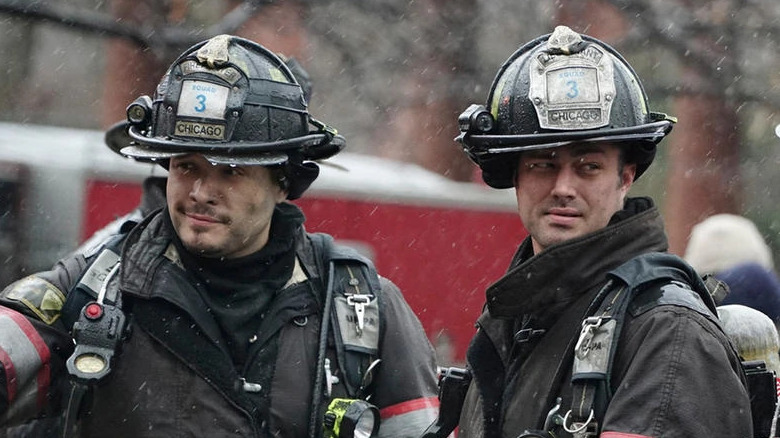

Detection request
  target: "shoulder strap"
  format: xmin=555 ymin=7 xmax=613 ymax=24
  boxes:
xmin=566 ymin=279 xmax=630 ymax=436
xmin=307 ymin=233 xmax=383 ymax=438
xmin=308 ymin=233 xmax=382 ymax=397
xmin=61 ymin=232 xmax=126 ymax=330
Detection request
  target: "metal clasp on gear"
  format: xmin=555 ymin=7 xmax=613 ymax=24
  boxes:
xmin=575 ymin=316 xmax=605 ymax=359
xmin=347 ymin=294 xmax=371 ymax=336
xmin=562 ymin=409 xmax=596 ymax=437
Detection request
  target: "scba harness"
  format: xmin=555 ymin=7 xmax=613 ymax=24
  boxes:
xmin=61 ymin=231 xmax=384 ymax=438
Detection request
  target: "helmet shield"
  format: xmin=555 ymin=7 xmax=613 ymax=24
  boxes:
xmin=457 ymin=26 xmax=675 ymax=188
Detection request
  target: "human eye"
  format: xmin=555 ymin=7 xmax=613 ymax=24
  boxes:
xmin=525 ymin=160 xmax=554 ymax=171
xmin=221 ymin=165 xmax=245 ymax=177
xmin=171 ymin=160 xmax=195 ymax=174
xmin=576 ymin=158 xmax=603 ymax=175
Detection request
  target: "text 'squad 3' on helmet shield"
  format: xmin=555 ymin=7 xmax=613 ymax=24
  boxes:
xmin=527 ymin=33 xmax=616 ymax=131
xmin=175 ymin=80 xmax=230 ymax=140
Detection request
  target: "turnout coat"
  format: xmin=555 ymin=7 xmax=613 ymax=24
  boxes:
xmin=458 ymin=198 xmax=752 ymax=438
xmin=0 ymin=206 xmax=439 ymax=437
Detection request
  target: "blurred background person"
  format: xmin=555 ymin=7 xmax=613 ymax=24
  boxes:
xmin=685 ymin=213 xmax=775 ymax=276
xmin=685 ymin=213 xmax=780 ymax=329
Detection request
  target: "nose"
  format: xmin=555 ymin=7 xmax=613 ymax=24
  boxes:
xmin=189 ymin=177 xmax=217 ymax=204
xmin=550 ymin=166 xmax=577 ymax=200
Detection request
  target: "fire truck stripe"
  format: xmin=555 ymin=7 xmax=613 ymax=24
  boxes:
xmin=0 ymin=307 xmax=50 ymax=408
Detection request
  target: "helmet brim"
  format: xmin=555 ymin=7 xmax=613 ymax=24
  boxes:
xmin=461 ymin=121 xmax=671 ymax=189
xmin=105 ymin=120 xmax=133 ymax=156
xmin=118 ymin=145 xmax=289 ymax=166
xmin=460 ymin=120 xmax=673 ymax=153
xmin=105 ymin=120 xmax=344 ymax=165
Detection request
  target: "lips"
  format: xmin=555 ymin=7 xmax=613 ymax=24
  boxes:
xmin=547 ymin=207 xmax=580 ymax=217
xmin=184 ymin=210 xmax=224 ymax=227
xmin=545 ymin=207 xmax=581 ymax=226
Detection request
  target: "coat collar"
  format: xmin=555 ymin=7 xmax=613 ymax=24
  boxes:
xmin=483 ymin=197 xmax=669 ymax=320
xmin=117 ymin=205 xmax=318 ymax=302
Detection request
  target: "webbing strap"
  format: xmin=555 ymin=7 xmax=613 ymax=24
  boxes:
xmin=306 ymin=233 xmax=382 ymax=436
xmin=567 ymin=281 xmax=631 ymax=434
xmin=62 ymin=382 xmax=88 ymax=438
xmin=330 ymin=262 xmax=380 ymax=398
xmin=308 ymin=260 xmax=336 ymax=438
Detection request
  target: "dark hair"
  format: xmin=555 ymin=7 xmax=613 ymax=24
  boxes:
xmin=618 ymin=145 xmax=629 ymax=175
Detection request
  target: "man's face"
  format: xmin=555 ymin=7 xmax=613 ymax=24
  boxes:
xmin=514 ymin=143 xmax=636 ymax=254
xmin=167 ymin=154 xmax=287 ymax=259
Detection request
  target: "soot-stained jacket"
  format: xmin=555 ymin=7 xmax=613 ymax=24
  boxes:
xmin=0 ymin=205 xmax=439 ymax=437
xmin=458 ymin=197 xmax=752 ymax=438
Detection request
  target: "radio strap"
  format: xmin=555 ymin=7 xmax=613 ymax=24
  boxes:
xmin=62 ymin=234 xmax=128 ymax=438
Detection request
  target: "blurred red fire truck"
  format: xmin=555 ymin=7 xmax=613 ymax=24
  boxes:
xmin=0 ymin=121 xmax=526 ymax=365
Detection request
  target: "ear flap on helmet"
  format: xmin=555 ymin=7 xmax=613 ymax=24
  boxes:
xmin=285 ymin=161 xmax=320 ymax=200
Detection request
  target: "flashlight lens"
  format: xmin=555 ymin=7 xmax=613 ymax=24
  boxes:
xmin=475 ymin=112 xmax=494 ymax=132
xmin=74 ymin=353 xmax=107 ymax=374
xmin=353 ymin=414 xmax=376 ymax=438
xmin=127 ymin=105 xmax=147 ymax=123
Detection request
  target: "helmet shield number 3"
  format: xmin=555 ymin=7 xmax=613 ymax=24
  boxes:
xmin=176 ymin=80 xmax=230 ymax=140
xmin=528 ymin=27 xmax=616 ymax=131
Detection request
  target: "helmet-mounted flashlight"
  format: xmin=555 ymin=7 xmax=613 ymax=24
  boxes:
xmin=458 ymin=104 xmax=494 ymax=134
xmin=323 ymin=398 xmax=380 ymax=438
xmin=126 ymin=95 xmax=153 ymax=126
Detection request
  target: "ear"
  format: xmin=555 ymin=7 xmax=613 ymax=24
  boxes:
xmin=621 ymin=162 xmax=637 ymax=192
xmin=274 ymin=187 xmax=288 ymax=204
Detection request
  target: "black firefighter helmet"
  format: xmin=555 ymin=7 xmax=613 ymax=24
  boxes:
xmin=456 ymin=25 xmax=676 ymax=189
xmin=105 ymin=34 xmax=344 ymax=199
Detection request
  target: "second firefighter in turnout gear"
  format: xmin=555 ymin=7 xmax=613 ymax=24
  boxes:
xmin=453 ymin=26 xmax=752 ymax=438
xmin=0 ymin=35 xmax=439 ymax=438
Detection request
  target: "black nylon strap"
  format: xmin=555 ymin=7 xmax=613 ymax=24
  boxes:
xmin=569 ymin=282 xmax=631 ymax=430
xmin=306 ymin=233 xmax=382 ymax=436
xmin=62 ymin=382 xmax=88 ymax=438
xmin=62 ymin=234 xmax=126 ymax=329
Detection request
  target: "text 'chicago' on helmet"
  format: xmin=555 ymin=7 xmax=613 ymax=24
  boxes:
xmin=105 ymin=34 xmax=344 ymax=199
xmin=456 ymin=25 xmax=677 ymax=189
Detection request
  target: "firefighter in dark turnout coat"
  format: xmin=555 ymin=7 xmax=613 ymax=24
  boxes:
xmin=0 ymin=35 xmax=438 ymax=437
xmin=453 ymin=26 xmax=752 ymax=438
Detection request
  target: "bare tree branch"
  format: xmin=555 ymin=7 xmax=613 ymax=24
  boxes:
xmin=607 ymin=0 xmax=732 ymax=87
xmin=0 ymin=0 xmax=149 ymax=46
xmin=604 ymin=0 xmax=780 ymax=113
xmin=0 ymin=0 xmax=275 ymax=56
